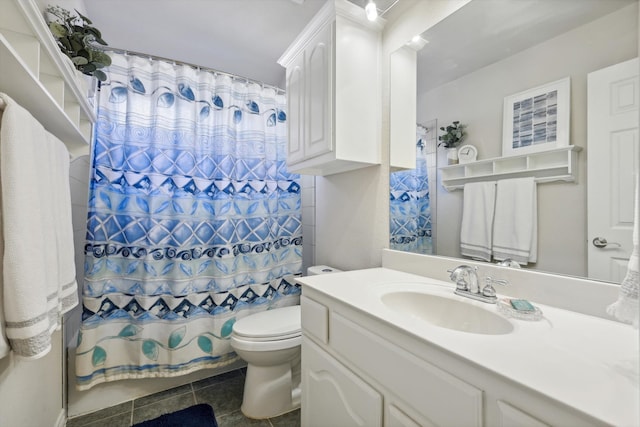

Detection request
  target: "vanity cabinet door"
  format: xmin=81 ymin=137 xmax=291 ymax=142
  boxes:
xmin=386 ymin=403 xmax=431 ymax=427
xmin=496 ymin=400 xmax=550 ymax=427
xmin=302 ymin=337 xmax=383 ymax=427
xmin=303 ymin=22 xmax=333 ymax=161
xmin=330 ymin=312 xmax=483 ymax=427
xmin=284 ymin=22 xmax=332 ymax=169
xmin=286 ymin=50 xmax=305 ymax=165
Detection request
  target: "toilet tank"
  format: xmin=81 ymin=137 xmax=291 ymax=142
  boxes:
xmin=306 ymin=265 xmax=342 ymax=276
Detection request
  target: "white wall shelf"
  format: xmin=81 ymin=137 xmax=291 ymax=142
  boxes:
xmin=439 ymin=145 xmax=582 ymax=191
xmin=0 ymin=0 xmax=95 ymax=158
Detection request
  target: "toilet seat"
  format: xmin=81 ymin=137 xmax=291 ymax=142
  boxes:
xmin=230 ymin=334 xmax=301 ymax=352
xmin=232 ymin=305 xmax=301 ymax=341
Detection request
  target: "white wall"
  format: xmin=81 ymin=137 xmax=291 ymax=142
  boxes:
xmin=418 ymin=4 xmax=638 ymax=277
xmin=301 ymin=175 xmax=317 ymax=272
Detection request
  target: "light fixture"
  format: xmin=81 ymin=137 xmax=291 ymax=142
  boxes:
xmin=406 ymin=34 xmax=428 ymax=50
xmin=365 ymin=0 xmax=378 ymax=21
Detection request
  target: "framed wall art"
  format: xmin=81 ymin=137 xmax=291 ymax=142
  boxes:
xmin=502 ymin=77 xmax=570 ymax=156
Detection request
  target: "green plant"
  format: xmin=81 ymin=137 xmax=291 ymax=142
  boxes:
xmin=438 ymin=121 xmax=466 ymax=148
xmin=46 ymin=5 xmax=111 ymax=81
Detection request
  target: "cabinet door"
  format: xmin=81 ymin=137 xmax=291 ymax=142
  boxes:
xmin=304 ymin=23 xmax=333 ymax=160
xmin=302 ymin=337 xmax=382 ymax=427
xmin=496 ymin=400 xmax=550 ymax=427
xmin=387 ymin=404 xmax=431 ymax=427
xmin=286 ymin=52 xmax=305 ymax=165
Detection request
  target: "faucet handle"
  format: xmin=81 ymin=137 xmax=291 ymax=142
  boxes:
xmin=481 ymin=277 xmax=507 ymax=298
xmin=455 ymin=280 xmax=468 ymax=292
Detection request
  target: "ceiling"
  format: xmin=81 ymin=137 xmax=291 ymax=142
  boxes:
xmin=83 ymin=0 xmax=398 ymax=89
xmin=416 ymin=0 xmax=636 ymax=92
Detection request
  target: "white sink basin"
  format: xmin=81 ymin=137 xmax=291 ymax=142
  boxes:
xmin=381 ymin=290 xmax=514 ymax=335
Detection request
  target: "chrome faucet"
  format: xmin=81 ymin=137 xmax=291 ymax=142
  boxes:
xmin=496 ymin=258 xmax=521 ymax=268
xmin=448 ymin=265 xmax=507 ymax=304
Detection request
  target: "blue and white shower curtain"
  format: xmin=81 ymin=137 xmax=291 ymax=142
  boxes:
xmin=75 ymin=54 xmax=302 ymax=389
xmin=390 ymin=134 xmax=433 ymax=254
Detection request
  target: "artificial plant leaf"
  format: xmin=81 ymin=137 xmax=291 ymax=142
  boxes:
xmin=72 ymin=56 xmax=88 ymax=65
xmin=77 ymin=49 xmax=91 ymax=59
xmin=60 ymin=37 xmax=72 ymax=51
xmin=86 ymin=26 xmax=102 ymax=39
xmin=93 ymin=51 xmax=112 ymax=67
xmin=49 ymin=22 xmax=67 ymax=38
xmin=82 ymin=63 xmax=97 ymax=73
xmin=70 ymin=38 xmax=83 ymax=52
xmin=74 ymin=9 xmax=93 ymax=24
xmin=94 ymin=69 xmax=107 ymax=81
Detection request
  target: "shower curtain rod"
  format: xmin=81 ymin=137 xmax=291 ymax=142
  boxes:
xmin=96 ymin=46 xmax=286 ymax=94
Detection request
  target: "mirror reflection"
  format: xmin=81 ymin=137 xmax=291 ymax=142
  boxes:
xmin=389 ymin=0 xmax=639 ymax=283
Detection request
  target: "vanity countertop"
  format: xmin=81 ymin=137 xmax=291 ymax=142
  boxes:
xmin=298 ymin=267 xmax=639 ymax=427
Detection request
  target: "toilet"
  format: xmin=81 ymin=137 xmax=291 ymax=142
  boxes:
xmin=230 ymin=265 xmax=341 ymax=419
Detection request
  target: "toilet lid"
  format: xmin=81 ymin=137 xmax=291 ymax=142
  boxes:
xmin=232 ymin=305 xmax=301 ymax=340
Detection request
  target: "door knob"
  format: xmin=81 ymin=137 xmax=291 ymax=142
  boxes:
xmin=592 ymin=237 xmax=621 ymax=248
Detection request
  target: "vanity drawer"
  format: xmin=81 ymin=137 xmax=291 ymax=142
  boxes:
xmin=301 ymin=296 xmax=329 ymax=344
xmin=331 ymin=311 xmax=483 ymax=427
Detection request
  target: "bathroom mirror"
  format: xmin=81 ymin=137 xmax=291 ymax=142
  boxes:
xmin=389 ymin=0 xmax=639 ymax=283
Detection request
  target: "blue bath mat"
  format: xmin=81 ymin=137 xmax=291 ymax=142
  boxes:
xmin=133 ymin=404 xmax=218 ymax=427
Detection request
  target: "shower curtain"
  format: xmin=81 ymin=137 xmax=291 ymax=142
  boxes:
xmin=390 ymin=133 xmax=433 ymax=254
xmin=75 ymin=53 xmax=302 ymax=390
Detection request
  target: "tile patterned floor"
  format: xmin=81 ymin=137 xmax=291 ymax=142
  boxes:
xmin=66 ymin=369 xmax=300 ymax=427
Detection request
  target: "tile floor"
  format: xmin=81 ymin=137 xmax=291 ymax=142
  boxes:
xmin=66 ymin=368 xmax=300 ymax=427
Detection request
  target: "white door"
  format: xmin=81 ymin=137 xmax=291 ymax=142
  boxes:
xmin=587 ymin=58 xmax=639 ymax=282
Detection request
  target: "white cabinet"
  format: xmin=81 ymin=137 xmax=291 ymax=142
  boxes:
xmin=0 ymin=0 xmax=95 ymax=157
xmin=301 ymin=289 xmax=607 ymax=427
xmin=278 ymin=0 xmax=383 ymax=176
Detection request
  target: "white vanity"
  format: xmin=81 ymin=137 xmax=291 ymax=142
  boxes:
xmin=297 ymin=255 xmax=639 ymax=426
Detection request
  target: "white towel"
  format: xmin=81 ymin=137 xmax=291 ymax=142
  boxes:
xmin=0 ymin=93 xmax=78 ymax=359
xmin=460 ymin=181 xmax=496 ymax=262
xmin=607 ymin=175 xmax=639 ymax=328
xmin=492 ymin=177 xmax=537 ymax=265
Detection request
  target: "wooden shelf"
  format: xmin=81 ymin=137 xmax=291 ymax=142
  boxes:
xmin=439 ymin=145 xmax=582 ymax=191
xmin=0 ymin=0 xmax=95 ymax=158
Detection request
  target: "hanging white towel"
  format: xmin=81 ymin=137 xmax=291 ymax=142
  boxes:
xmin=460 ymin=181 xmax=496 ymax=262
xmin=492 ymin=177 xmax=537 ymax=265
xmin=0 ymin=93 xmax=78 ymax=359
xmin=607 ymin=175 xmax=639 ymax=328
